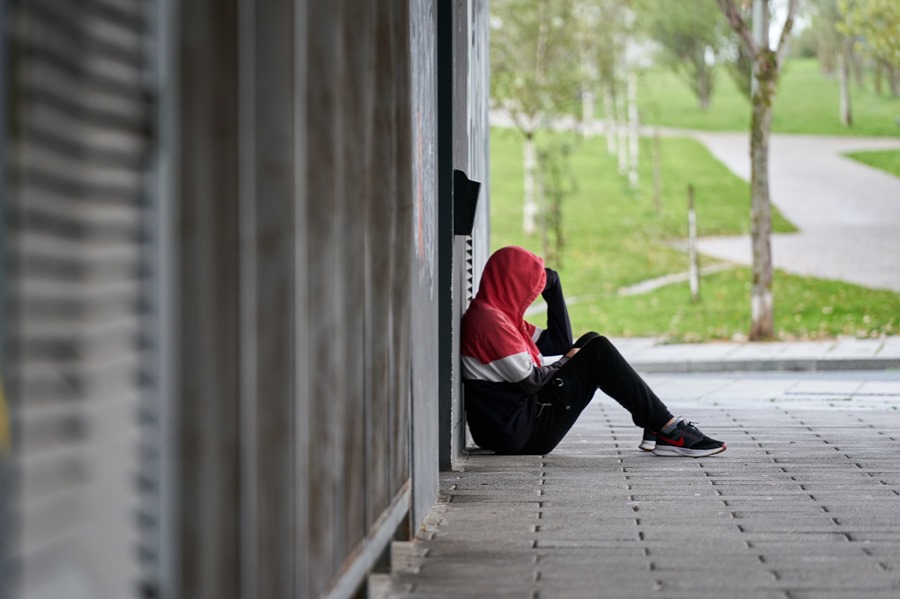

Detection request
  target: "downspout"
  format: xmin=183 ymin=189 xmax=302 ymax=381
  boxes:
xmin=437 ymin=0 xmax=454 ymax=471
xmin=0 ymin=1 xmax=11 ymax=596
xmin=153 ymin=0 xmax=180 ymax=595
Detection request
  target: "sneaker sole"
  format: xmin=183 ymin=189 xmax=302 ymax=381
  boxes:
xmin=638 ymin=440 xmax=655 ymax=451
xmin=653 ymin=443 xmax=727 ymax=458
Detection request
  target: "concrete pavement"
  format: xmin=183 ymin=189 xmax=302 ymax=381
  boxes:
xmin=614 ymin=335 xmax=900 ymax=373
xmin=691 ymin=132 xmax=900 ymax=293
xmin=383 ymin=366 xmax=900 ymax=598
xmin=427 ymin=118 xmax=900 ymax=598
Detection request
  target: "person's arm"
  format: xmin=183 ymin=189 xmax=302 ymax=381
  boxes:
xmin=512 ymin=358 xmax=569 ymax=395
xmin=466 ymin=308 xmax=572 ymax=395
xmin=535 ymin=267 xmax=573 ymax=356
xmin=470 ymin=324 xmax=571 ymax=394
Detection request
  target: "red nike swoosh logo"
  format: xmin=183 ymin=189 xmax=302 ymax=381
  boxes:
xmin=662 ymin=436 xmax=686 ymax=447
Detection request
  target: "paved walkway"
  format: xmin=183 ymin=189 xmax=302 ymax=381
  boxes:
xmin=690 ymin=132 xmax=900 ymax=293
xmin=384 ymin=366 xmax=900 ymax=598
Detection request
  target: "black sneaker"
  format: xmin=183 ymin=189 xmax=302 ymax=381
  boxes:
xmin=653 ymin=419 xmax=726 ymax=457
xmin=638 ymin=429 xmax=656 ymax=451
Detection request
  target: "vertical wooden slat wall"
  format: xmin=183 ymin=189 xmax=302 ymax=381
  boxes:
xmin=1 ymin=0 xmax=488 ymax=597
xmin=302 ymin=2 xmax=415 ymax=596
xmin=4 ymin=0 xmax=156 ymax=597
xmin=241 ymin=0 xmax=297 ymax=596
xmin=178 ymin=0 xmax=241 ymax=595
xmin=179 ymin=1 xmax=424 ymax=598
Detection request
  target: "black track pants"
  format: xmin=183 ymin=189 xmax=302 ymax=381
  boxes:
xmin=518 ymin=333 xmax=674 ymax=455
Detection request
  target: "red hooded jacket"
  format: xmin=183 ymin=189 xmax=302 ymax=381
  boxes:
xmin=461 ymin=246 xmax=573 ymax=453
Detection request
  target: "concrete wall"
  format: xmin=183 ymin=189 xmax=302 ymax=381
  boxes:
xmin=468 ymin=0 xmax=492 ymax=278
xmin=439 ymin=0 xmax=491 ymax=469
xmin=409 ymin=0 xmax=441 ymax=532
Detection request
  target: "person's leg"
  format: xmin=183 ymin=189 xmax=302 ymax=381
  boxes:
xmin=518 ymin=334 xmax=673 ymax=455
xmin=573 ymin=331 xmax=600 ymax=348
xmin=573 ymin=334 xmax=675 ymax=429
xmin=575 ymin=331 xmax=668 ymax=452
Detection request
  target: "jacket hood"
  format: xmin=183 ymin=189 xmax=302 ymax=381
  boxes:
xmin=475 ymin=246 xmax=546 ymax=323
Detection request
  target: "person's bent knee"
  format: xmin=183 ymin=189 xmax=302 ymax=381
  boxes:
xmin=574 ymin=331 xmax=601 ymax=348
xmin=579 ymin=333 xmax=612 ymax=350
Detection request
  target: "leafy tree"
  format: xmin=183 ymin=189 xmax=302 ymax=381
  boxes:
xmin=838 ymin=0 xmax=900 ymax=96
xmin=718 ymin=0 xmax=801 ymax=340
xmin=639 ymin=0 xmax=726 ymax=110
xmin=491 ymin=0 xmax=580 ymax=234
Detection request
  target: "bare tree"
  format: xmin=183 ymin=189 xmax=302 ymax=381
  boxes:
xmin=718 ymin=0 xmax=800 ymax=340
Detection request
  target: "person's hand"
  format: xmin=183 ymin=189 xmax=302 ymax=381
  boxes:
xmin=543 ymin=267 xmax=560 ymax=293
xmin=565 ymin=347 xmax=580 ymax=358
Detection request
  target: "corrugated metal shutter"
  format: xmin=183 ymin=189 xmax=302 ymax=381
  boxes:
xmin=465 ymin=236 xmax=475 ymax=303
xmin=4 ymin=1 xmax=158 ymax=597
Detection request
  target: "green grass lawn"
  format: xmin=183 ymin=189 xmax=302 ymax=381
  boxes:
xmin=638 ymin=58 xmax=900 ymax=137
xmin=844 ymin=149 xmax=900 ymax=178
xmin=575 ymin=268 xmax=900 ymax=341
xmin=490 ymin=127 xmax=900 ymax=341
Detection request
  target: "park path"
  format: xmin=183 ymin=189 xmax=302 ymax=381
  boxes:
xmin=491 ymin=110 xmax=900 ymax=292
xmin=689 ymin=131 xmax=900 ymax=292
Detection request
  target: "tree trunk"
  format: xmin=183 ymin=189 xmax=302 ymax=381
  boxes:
xmin=603 ymin=86 xmax=617 ymax=155
xmin=652 ymin=127 xmax=662 ymax=213
xmin=698 ymin=86 xmax=711 ymax=111
xmin=838 ymin=47 xmax=852 ymax=127
xmin=581 ymin=87 xmax=595 ymax=138
xmin=616 ymin=87 xmax=628 ymax=176
xmin=697 ymin=60 xmax=712 ymax=111
xmin=687 ymin=185 xmax=700 ymax=302
xmin=538 ymin=154 xmax=548 ymax=255
xmin=849 ymin=46 xmax=864 ymax=89
xmin=523 ymin=132 xmax=538 ymax=235
xmin=627 ymin=71 xmax=639 ymax=189
xmin=749 ymin=63 xmax=775 ymax=340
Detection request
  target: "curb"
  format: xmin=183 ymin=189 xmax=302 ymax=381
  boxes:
xmin=632 ymin=357 xmax=900 ymax=374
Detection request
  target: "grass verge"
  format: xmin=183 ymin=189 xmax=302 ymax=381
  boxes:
xmin=844 ymin=149 xmax=900 ymax=178
xmin=490 ymin=127 xmax=900 ymax=341
xmin=567 ymin=268 xmax=900 ymax=342
xmin=638 ymin=58 xmax=900 ymax=137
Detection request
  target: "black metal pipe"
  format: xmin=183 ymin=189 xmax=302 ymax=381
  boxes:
xmin=436 ymin=0 xmax=454 ymax=471
xmin=0 ymin=0 xmax=10 ymax=594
